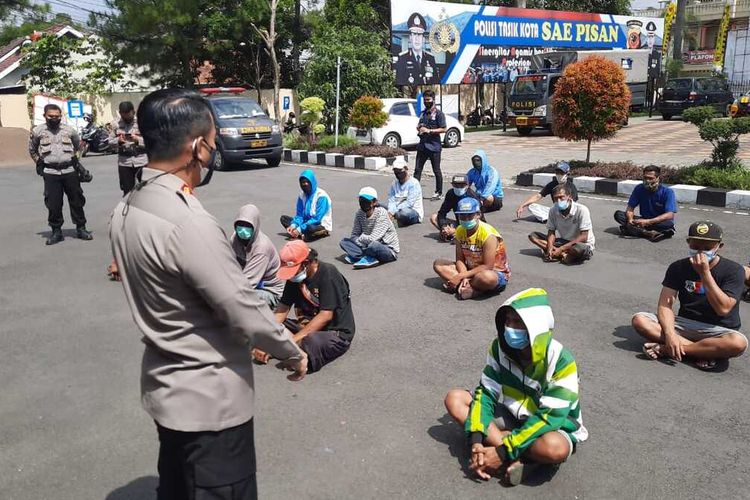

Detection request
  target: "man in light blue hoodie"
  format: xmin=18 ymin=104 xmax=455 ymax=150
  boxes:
xmin=466 ymin=150 xmax=503 ymax=214
xmin=280 ymin=169 xmax=333 ymax=241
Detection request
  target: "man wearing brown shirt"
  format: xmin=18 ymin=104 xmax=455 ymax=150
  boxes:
xmin=109 ymin=88 xmax=307 ymax=499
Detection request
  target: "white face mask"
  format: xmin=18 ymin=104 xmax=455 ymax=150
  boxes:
xmin=453 ymin=187 xmax=467 ymax=196
xmin=555 ymin=173 xmax=567 ymax=183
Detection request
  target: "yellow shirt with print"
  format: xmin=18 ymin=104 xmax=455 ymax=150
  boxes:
xmin=455 ymin=221 xmax=511 ymax=276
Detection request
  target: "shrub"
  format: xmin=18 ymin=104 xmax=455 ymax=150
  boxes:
xmin=300 ymin=97 xmax=326 ymax=146
xmin=349 ymin=96 xmax=388 ymax=145
xmin=337 ymin=145 xmax=408 ymax=157
xmin=552 ymin=55 xmax=631 ymax=163
xmin=678 ymin=161 xmax=750 ymax=190
xmin=316 ymin=134 xmax=358 ymax=150
xmin=283 ymin=133 xmax=309 ymax=150
xmin=683 ymin=106 xmax=750 ymax=169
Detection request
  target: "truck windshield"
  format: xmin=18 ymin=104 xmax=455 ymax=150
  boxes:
xmin=512 ymin=75 xmax=547 ymax=95
xmin=212 ymin=98 xmax=266 ymax=119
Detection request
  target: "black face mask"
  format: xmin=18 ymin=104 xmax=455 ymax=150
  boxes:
xmin=46 ymin=118 xmax=61 ymax=129
xmin=359 ymin=199 xmax=373 ymax=212
xmin=395 ymin=171 xmax=407 ymax=182
xmin=300 ymin=181 xmax=312 ymax=195
xmin=423 ymin=100 xmax=434 ymax=109
xmin=472 ymin=157 xmax=483 ymax=170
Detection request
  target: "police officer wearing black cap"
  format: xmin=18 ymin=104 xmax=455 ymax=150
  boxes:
xmin=395 ymin=12 xmax=439 ymax=85
xmin=29 ymin=103 xmax=92 ymax=245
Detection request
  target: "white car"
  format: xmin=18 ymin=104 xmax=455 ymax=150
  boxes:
xmin=347 ymin=98 xmax=464 ymax=149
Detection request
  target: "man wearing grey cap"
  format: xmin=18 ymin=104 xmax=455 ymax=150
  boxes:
xmin=430 ymin=174 xmax=481 ymax=242
xmin=632 ymin=220 xmax=748 ymax=371
xmin=516 ymin=161 xmax=578 ymax=223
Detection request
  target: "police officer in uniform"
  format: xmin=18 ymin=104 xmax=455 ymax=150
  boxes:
xmin=29 ymin=103 xmax=92 ymax=245
xmin=109 ymin=88 xmax=307 ymax=498
xmin=395 ymin=12 xmax=439 ymax=85
xmin=109 ymin=101 xmax=148 ymax=196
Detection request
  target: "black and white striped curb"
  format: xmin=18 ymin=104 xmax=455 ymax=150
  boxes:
xmin=516 ymin=172 xmax=750 ymax=210
xmin=283 ymin=148 xmax=408 ymax=171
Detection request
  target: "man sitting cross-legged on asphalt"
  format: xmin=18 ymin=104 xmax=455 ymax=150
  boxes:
xmin=387 ymin=158 xmax=423 ymax=227
xmin=466 ymin=149 xmax=503 ymax=214
xmin=339 ymin=186 xmax=400 ymax=269
xmin=280 ymin=169 xmax=332 ymax=241
xmin=433 ymin=197 xmax=511 ymax=300
xmin=614 ymin=165 xmax=677 ymax=242
xmin=444 ymin=288 xmax=588 ymax=486
xmin=430 ymin=174 xmax=482 ymax=242
xmin=516 ymin=161 xmax=578 ymax=223
xmin=252 ymin=241 xmax=355 ymax=374
xmin=528 ymin=184 xmax=595 ymax=265
xmin=632 ymin=221 xmax=748 ymax=371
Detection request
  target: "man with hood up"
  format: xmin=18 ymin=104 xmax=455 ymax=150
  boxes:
xmin=280 ymin=169 xmax=332 ymax=241
xmin=231 ymin=204 xmax=285 ymax=308
xmin=466 ymin=150 xmax=503 ymax=214
xmin=444 ymin=288 xmax=588 ymax=486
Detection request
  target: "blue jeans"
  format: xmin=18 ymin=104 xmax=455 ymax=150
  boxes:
xmin=394 ymin=208 xmax=420 ymax=227
xmin=339 ymin=237 xmax=398 ymax=263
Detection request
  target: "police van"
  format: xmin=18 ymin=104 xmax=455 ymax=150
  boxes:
xmin=507 ymin=49 xmax=648 ymax=136
xmin=200 ymin=88 xmax=283 ymax=169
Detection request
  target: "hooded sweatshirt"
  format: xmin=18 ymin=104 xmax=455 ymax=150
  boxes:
xmin=466 ymin=150 xmax=503 ymax=200
xmin=230 ymin=204 xmax=285 ymax=299
xmin=291 ymin=169 xmax=333 ymax=232
xmin=465 ymin=288 xmax=588 ymax=460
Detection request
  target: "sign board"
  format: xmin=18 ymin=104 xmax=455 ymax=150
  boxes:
xmin=685 ymin=50 xmax=715 ymax=65
xmin=390 ymin=0 xmax=664 ymax=85
xmin=67 ymin=100 xmax=85 ymax=118
xmin=32 ymin=95 xmax=92 ymax=130
xmin=282 ymin=96 xmax=290 ymax=111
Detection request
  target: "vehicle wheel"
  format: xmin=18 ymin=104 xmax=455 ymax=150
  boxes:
xmin=517 ymin=127 xmax=533 ymax=136
xmin=661 ymin=114 xmax=672 ymax=121
xmin=444 ymin=128 xmax=460 ymax=148
xmin=383 ymin=132 xmax=401 ymax=149
xmin=266 ymin=155 xmax=282 ymax=168
xmin=214 ymin=147 xmax=227 ymax=171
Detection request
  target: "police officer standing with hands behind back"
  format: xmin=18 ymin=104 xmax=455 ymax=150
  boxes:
xmin=29 ymin=104 xmax=92 ymax=245
xmin=109 ymin=88 xmax=307 ymax=499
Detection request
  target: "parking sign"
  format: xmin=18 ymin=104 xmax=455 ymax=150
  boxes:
xmin=283 ymin=96 xmax=290 ymax=111
xmin=67 ymin=100 xmax=85 ymax=118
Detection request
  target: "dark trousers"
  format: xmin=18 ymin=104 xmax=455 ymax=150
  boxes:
xmin=284 ymin=318 xmax=351 ymax=373
xmin=414 ymin=149 xmax=443 ymax=195
xmin=43 ymin=172 xmax=86 ymax=229
xmin=482 ymin=196 xmax=503 ymax=214
xmin=119 ymin=165 xmax=144 ymax=195
xmin=614 ymin=210 xmax=675 ymax=238
xmin=156 ymin=418 xmax=257 ymax=500
xmin=280 ymin=215 xmax=329 ymax=241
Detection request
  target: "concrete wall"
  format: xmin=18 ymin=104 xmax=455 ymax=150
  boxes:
xmin=0 ymin=95 xmax=30 ymax=129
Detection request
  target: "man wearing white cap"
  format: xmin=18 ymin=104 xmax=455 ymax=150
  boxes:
xmin=387 ymin=158 xmax=423 ymax=227
xmin=339 ymin=186 xmax=400 ymax=269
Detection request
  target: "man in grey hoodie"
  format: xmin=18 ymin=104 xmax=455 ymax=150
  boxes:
xmin=231 ymin=204 xmax=285 ymax=308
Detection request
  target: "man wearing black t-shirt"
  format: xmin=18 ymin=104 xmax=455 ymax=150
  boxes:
xmin=516 ymin=161 xmax=578 ymax=223
xmin=253 ymin=240 xmax=355 ymax=373
xmin=429 ymin=174 xmax=482 ymax=241
xmin=632 ymin=221 xmax=748 ymax=370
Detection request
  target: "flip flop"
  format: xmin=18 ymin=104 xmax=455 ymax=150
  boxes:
xmin=503 ymin=461 xmax=538 ymax=487
xmin=457 ymin=282 xmax=476 ymax=301
xmin=642 ymin=342 xmax=663 ymax=360
xmin=694 ymin=359 xmax=717 ymax=371
xmin=742 ymin=289 xmax=750 ymax=303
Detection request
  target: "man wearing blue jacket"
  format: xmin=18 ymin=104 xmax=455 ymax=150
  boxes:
xmin=466 ymin=150 xmax=503 ymax=213
xmin=280 ymin=169 xmax=333 ymax=241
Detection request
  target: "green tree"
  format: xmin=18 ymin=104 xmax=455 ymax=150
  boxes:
xmin=22 ymin=33 xmax=129 ymax=98
xmin=349 ymin=96 xmax=388 ymax=145
xmin=299 ymin=96 xmax=325 ymax=145
xmin=683 ymin=107 xmax=750 ymax=169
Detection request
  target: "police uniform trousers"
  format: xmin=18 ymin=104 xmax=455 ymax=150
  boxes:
xmin=156 ymin=418 xmax=257 ymax=500
xmin=119 ymin=165 xmax=144 ymax=195
xmin=43 ymin=171 xmax=86 ymax=229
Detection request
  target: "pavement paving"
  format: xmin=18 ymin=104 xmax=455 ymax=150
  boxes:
xmin=408 ymin=116 xmax=750 ymax=182
xmin=1 ymin=156 xmax=749 ymax=500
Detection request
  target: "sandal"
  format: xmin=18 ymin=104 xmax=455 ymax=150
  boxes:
xmin=742 ymin=289 xmax=750 ymax=303
xmin=642 ymin=342 xmax=664 ymax=360
xmin=694 ymin=359 xmax=717 ymax=371
xmin=503 ymin=461 xmax=538 ymax=487
xmin=457 ymin=282 xmax=476 ymax=301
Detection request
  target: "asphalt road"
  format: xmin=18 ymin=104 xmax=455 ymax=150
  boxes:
xmin=1 ymin=156 xmax=749 ymax=500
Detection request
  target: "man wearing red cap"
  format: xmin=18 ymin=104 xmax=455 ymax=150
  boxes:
xmin=253 ymin=240 xmax=355 ymax=373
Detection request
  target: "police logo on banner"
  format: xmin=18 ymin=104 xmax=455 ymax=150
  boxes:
xmin=430 ymin=8 xmax=460 ymax=54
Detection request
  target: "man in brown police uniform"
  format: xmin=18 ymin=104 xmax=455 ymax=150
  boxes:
xmin=109 ymin=88 xmax=307 ymax=499
xmin=109 ymin=100 xmax=148 ymax=196
xmin=29 ymin=103 xmax=92 ymax=245
xmin=395 ymin=12 xmax=439 ymax=85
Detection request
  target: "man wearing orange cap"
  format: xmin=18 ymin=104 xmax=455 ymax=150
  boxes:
xmin=253 ymin=240 xmax=355 ymax=373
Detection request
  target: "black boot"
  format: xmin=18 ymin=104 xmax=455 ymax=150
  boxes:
xmin=76 ymin=226 xmax=93 ymax=240
xmin=46 ymin=228 xmax=64 ymax=245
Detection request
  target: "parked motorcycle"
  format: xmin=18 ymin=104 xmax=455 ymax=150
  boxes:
xmin=466 ymin=104 xmax=483 ymax=127
xmin=80 ymin=124 xmax=116 ymax=157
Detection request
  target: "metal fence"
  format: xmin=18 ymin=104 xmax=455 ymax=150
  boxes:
xmin=729 ymin=80 xmax=750 ymax=96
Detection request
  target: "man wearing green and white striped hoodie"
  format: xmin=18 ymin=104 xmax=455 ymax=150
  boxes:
xmin=444 ymin=288 xmax=588 ymax=486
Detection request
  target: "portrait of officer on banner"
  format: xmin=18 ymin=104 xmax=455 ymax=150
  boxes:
xmin=395 ymin=12 xmax=439 ymax=85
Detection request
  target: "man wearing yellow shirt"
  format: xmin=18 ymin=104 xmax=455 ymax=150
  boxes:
xmin=433 ymin=197 xmax=511 ymax=300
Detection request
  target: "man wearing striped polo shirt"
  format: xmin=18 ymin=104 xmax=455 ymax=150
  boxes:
xmin=339 ymin=186 xmax=400 ymax=269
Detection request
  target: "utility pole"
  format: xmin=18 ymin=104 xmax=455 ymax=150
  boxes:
xmin=673 ymin=0 xmax=688 ymax=63
xmin=335 ymin=56 xmax=341 ymax=146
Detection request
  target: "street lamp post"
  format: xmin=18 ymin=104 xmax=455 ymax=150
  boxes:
xmin=335 ymin=56 xmax=341 ymax=146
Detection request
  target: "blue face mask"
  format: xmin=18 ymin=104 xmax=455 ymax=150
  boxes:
xmin=460 ymin=219 xmax=478 ymax=230
xmin=504 ymin=326 xmax=530 ymax=350
xmin=235 ymin=226 xmax=254 ymax=241
xmin=290 ymin=269 xmax=307 ymax=283
xmin=688 ymin=248 xmax=718 ymax=262
xmin=453 ymin=187 xmax=467 ymax=196
xmin=556 ymin=199 xmax=570 ymax=211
